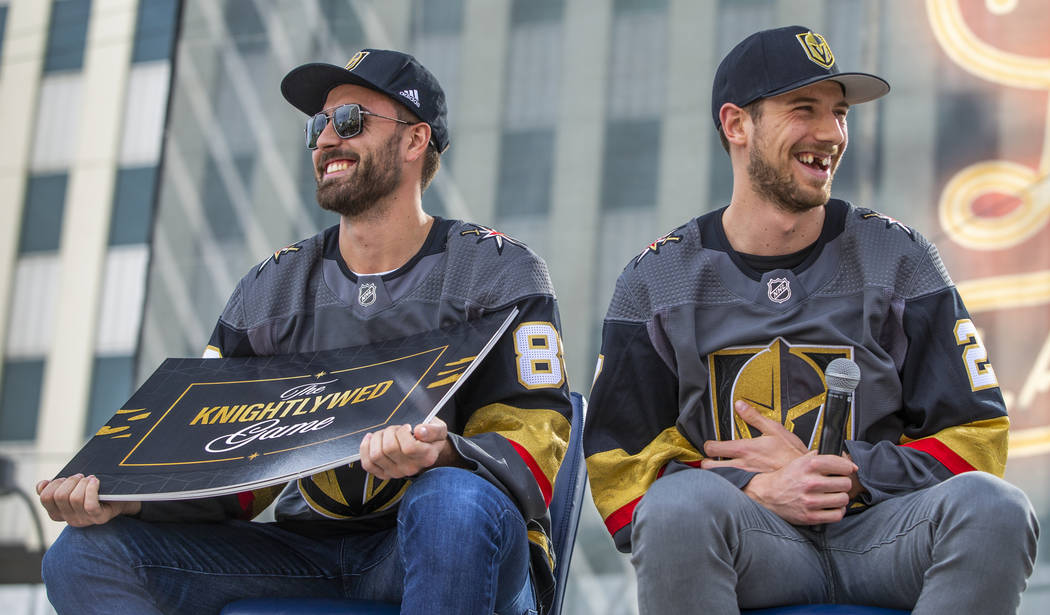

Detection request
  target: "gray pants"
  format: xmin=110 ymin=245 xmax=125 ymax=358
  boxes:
xmin=632 ymin=470 xmax=1038 ymax=615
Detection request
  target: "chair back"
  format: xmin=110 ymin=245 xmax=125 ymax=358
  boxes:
xmin=546 ymin=391 xmax=587 ymax=615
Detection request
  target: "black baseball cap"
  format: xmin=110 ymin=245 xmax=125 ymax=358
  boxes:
xmin=711 ymin=26 xmax=889 ymax=128
xmin=281 ymin=49 xmax=450 ymax=153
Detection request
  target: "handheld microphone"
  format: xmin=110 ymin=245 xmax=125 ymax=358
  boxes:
xmin=818 ymin=358 xmax=861 ymax=457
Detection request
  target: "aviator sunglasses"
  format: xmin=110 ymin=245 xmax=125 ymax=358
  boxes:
xmin=305 ymin=103 xmax=411 ymax=150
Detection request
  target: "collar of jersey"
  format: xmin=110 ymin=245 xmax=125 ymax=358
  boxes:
xmin=701 ymin=199 xmax=849 ymax=281
xmin=322 ymin=216 xmax=454 ymax=283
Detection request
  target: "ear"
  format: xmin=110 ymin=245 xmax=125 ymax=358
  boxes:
xmin=719 ymin=102 xmax=750 ymax=148
xmin=403 ymin=122 xmax=431 ymax=163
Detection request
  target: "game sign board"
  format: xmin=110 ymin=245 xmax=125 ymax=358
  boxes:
xmin=56 ymin=310 xmax=516 ymax=500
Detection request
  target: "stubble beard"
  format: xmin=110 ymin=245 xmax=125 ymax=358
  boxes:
xmin=747 ymin=133 xmax=834 ymax=214
xmin=315 ymin=132 xmax=403 ymax=219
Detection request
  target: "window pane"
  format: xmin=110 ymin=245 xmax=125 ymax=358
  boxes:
xmin=0 ymin=359 xmax=45 ymax=441
xmin=132 ymin=0 xmax=178 ymax=63
xmin=84 ymin=356 xmax=135 ymax=439
xmin=601 ymin=118 xmax=662 ymax=210
xmin=44 ymin=0 xmax=92 ymax=73
xmin=20 ymin=173 xmax=67 ymax=253
xmin=0 ymin=5 xmax=8 ymax=65
xmin=497 ymin=130 xmax=555 ymax=217
xmin=225 ymin=0 xmax=267 ymax=54
xmin=511 ymin=0 xmax=563 ymax=24
xmin=417 ymin=0 xmax=463 ymax=34
xmin=110 ymin=166 xmax=157 ymax=245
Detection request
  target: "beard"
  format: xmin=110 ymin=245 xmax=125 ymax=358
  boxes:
xmin=315 ymin=132 xmax=402 ymax=219
xmin=747 ymin=134 xmax=834 ymax=214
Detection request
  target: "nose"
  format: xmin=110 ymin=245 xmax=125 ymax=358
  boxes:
xmin=314 ymin=114 xmax=342 ymax=150
xmin=815 ymin=110 xmax=847 ymax=148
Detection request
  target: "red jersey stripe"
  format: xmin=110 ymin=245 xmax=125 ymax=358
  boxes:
xmin=509 ymin=439 xmax=553 ymax=506
xmin=901 ymin=438 xmax=977 ymax=474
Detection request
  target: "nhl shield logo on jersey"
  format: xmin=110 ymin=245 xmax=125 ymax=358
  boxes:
xmin=707 ymin=338 xmax=853 ymax=448
xmin=358 ymin=282 xmax=377 ymax=307
xmin=767 ymin=277 xmax=791 ymax=304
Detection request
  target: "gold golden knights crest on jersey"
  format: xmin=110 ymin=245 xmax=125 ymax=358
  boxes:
xmin=708 ymin=338 xmax=853 ymax=448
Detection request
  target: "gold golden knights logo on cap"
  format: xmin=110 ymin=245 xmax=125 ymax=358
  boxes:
xmin=708 ymin=338 xmax=853 ymax=448
xmin=795 ymin=31 xmax=835 ymax=69
xmin=345 ymin=51 xmax=370 ymax=71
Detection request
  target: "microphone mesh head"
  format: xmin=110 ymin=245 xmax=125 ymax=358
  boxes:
xmin=825 ymin=358 xmax=861 ymax=393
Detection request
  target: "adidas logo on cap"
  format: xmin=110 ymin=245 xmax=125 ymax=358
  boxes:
xmin=399 ymin=89 xmax=421 ymax=108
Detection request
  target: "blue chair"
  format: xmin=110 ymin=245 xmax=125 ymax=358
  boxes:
xmin=745 ymin=607 xmax=909 ymax=614
xmin=222 ymin=392 xmax=589 ymax=615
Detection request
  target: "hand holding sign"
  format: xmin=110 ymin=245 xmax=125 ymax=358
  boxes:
xmin=360 ymin=417 xmax=457 ymax=479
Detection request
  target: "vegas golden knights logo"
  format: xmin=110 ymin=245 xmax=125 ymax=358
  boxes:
xmin=708 ymin=338 xmax=852 ymax=448
xmin=795 ymin=31 xmax=835 ymax=69
xmin=345 ymin=51 xmax=370 ymax=71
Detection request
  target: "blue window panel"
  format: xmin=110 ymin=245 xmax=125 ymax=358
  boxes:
xmin=615 ymin=0 xmax=668 ymax=12
xmin=225 ymin=0 xmax=268 ymax=55
xmin=0 ymin=359 xmax=45 ymax=441
xmin=132 ymin=0 xmax=179 ymax=63
xmin=320 ymin=0 xmax=364 ymax=47
xmin=497 ymin=129 xmax=555 ymax=217
xmin=20 ymin=173 xmax=68 ymax=254
xmin=44 ymin=0 xmax=93 ymax=73
xmin=201 ymin=159 xmax=245 ymax=241
xmin=601 ymin=118 xmax=662 ymax=210
xmin=83 ymin=356 xmax=135 ymax=439
xmin=511 ymin=0 xmax=563 ymax=24
xmin=0 ymin=5 xmax=9 ymax=65
xmin=109 ymin=166 xmax=157 ymax=245
xmin=416 ymin=0 xmax=464 ymax=35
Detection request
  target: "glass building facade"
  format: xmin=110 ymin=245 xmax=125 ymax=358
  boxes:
xmin=1 ymin=1 xmax=1049 ymax=612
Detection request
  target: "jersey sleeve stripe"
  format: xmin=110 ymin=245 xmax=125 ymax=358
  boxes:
xmin=899 ymin=438 xmax=977 ymax=474
xmin=463 ymin=403 xmax=570 ymax=506
xmin=898 ymin=415 xmax=1009 ymax=477
xmin=604 ymin=495 xmax=642 ymax=536
xmin=509 ymin=439 xmax=553 ymax=505
xmin=586 ymin=425 xmax=702 ymax=536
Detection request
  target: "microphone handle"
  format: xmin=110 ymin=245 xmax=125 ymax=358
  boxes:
xmin=818 ymin=390 xmax=851 ymax=457
xmin=814 ymin=389 xmax=852 ymax=533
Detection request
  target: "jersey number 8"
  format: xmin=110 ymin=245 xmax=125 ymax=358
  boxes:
xmin=513 ymin=322 xmax=565 ymax=389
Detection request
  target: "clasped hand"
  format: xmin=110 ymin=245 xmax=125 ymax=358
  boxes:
xmin=701 ymin=400 xmax=858 ymax=526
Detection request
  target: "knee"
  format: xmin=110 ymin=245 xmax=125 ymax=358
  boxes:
xmin=936 ymin=472 xmax=1038 ymax=545
xmin=42 ymin=521 xmax=129 ymax=587
xmin=399 ymin=467 xmax=517 ymax=537
xmin=634 ymin=469 xmax=743 ymax=539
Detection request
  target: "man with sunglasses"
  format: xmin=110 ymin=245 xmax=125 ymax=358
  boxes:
xmin=39 ymin=49 xmax=571 ymax=615
xmin=584 ymin=26 xmax=1037 ymax=613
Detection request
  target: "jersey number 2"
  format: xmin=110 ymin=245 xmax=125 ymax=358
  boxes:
xmin=954 ymin=319 xmax=999 ymax=391
xmin=513 ymin=322 xmax=565 ymax=389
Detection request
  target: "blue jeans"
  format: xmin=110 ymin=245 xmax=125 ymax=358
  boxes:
xmin=42 ymin=467 xmax=537 ymax=615
xmin=632 ymin=469 xmax=1038 ymax=615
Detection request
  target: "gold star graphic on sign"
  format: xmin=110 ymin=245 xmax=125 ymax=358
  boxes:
xmin=248 ymin=452 xmax=259 ymax=460
xmin=315 ymin=371 xmax=327 ymax=378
